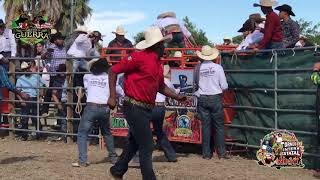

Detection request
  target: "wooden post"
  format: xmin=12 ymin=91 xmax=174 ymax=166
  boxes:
xmin=66 ymin=59 xmax=73 ymax=144
xmin=8 ymin=60 xmax=16 ymax=137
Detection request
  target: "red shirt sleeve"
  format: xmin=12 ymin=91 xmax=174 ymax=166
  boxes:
xmin=258 ymin=13 xmax=275 ymax=49
xmin=158 ymin=66 xmax=165 ymax=89
xmin=111 ymin=53 xmax=141 ymax=74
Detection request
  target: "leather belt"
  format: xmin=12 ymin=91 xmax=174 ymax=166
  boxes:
xmin=124 ymin=96 xmax=154 ymax=110
xmin=86 ymin=102 xmax=109 ymax=108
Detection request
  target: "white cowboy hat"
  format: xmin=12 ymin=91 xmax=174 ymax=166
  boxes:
xmin=157 ymin=12 xmax=176 ymax=19
xmin=87 ymin=58 xmax=99 ymax=71
xmin=135 ymin=26 xmax=171 ymax=50
xmin=20 ymin=61 xmax=30 ymax=70
xmin=74 ymin=25 xmax=90 ymax=33
xmin=253 ymin=0 xmax=278 ymax=7
xmin=173 ymin=51 xmax=182 ymax=58
xmin=223 ymin=37 xmax=232 ymax=41
xmin=163 ymin=64 xmax=170 ymax=77
xmin=50 ymin=28 xmax=57 ymax=35
xmin=112 ymin=26 xmax=126 ymax=36
xmin=196 ymin=45 xmax=220 ymax=61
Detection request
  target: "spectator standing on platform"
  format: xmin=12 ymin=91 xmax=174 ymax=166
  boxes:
xmin=16 ymin=62 xmax=45 ymax=140
xmin=275 ymin=4 xmax=300 ymax=48
xmin=107 ymin=26 xmax=133 ymax=61
xmin=250 ymin=0 xmax=284 ymax=50
xmin=108 ymin=26 xmax=186 ymax=180
xmin=72 ymin=58 xmax=124 ymax=167
xmin=194 ymin=45 xmax=229 ymax=160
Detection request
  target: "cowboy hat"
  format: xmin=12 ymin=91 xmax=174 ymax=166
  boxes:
xmin=196 ymin=45 xmax=219 ymax=61
xmin=74 ymin=25 xmax=90 ymax=33
xmin=163 ymin=64 xmax=170 ymax=77
xmin=135 ymin=26 xmax=171 ymax=50
xmin=173 ymin=51 xmax=182 ymax=58
xmin=157 ymin=12 xmax=176 ymax=19
xmin=50 ymin=28 xmax=57 ymax=35
xmin=20 ymin=61 xmax=30 ymax=70
xmin=89 ymin=31 xmax=103 ymax=41
xmin=275 ymin=4 xmax=295 ymax=16
xmin=0 ymin=19 xmax=5 ymax=28
xmin=112 ymin=26 xmax=126 ymax=36
xmin=253 ymin=0 xmax=278 ymax=7
xmin=87 ymin=58 xmax=99 ymax=71
xmin=249 ymin=13 xmax=266 ymax=23
xmin=223 ymin=37 xmax=232 ymax=41
xmin=238 ymin=19 xmax=254 ymax=32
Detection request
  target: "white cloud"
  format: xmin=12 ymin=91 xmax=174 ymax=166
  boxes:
xmin=84 ymin=11 xmax=146 ymax=46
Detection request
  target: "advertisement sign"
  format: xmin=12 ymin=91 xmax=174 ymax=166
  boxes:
xmin=256 ymin=130 xmax=304 ymax=169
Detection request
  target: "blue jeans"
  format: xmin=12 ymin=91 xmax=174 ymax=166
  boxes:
xmin=152 ymin=106 xmax=176 ymax=160
xmin=77 ymin=104 xmax=116 ymax=164
xmin=19 ymin=97 xmax=42 ymax=138
xmin=73 ymin=58 xmax=88 ymax=72
xmin=198 ymin=94 xmax=226 ymax=158
xmin=265 ymin=41 xmax=284 ymax=49
xmin=111 ymin=101 xmax=156 ymax=180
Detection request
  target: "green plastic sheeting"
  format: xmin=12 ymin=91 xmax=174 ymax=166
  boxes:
xmin=221 ymin=49 xmax=320 ymax=168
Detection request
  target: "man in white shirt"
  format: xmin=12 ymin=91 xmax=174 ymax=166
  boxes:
xmin=0 ymin=19 xmax=17 ymax=70
xmin=73 ymin=58 xmax=123 ymax=167
xmin=194 ymin=45 xmax=229 ymax=160
xmin=67 ymin=28 xmax=102 ymax=72
xmin=155 ymin=12 xmax=197 ymax=47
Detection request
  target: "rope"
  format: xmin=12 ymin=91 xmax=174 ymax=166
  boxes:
xmin=231 ymin=51 xmax=238 ymax=64
xmin=292 ymin=48 xmax=296 ymax=57
xmin=315 ymin=44 xmax=318 ymax=52
xmin=75 ymin=86 xmax=84 ymax=118
xmin=270 ymin=49 xmax=277 ymax=63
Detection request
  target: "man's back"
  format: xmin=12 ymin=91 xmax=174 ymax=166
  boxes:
xmin=197 ymin=61 xmax=228 ymax=95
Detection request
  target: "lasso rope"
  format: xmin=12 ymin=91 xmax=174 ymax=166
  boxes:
xmin=75 ymin=86 xmax=84 ymax=118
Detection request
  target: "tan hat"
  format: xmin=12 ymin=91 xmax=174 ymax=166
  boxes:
xmin=87 ymin=58 xmax=99 ymax=70
xmin=20 ymin=61 xmax=30 ymax=70
xmin=223 ymin=37 xmax=232 ymax=41
xmin=135 ymin=26 xmax=171 ymax=50
xmin=163 ymin=64 xmax=170 ymax=77
xmin=157 ymin=12 xmax=176 ymax=19
xmin=112 ymin=26 xmax=126 ymax=36
xmin=50 ymin=28 xmax=57 ymax=35
xmin=196 ymin=45 xmax=219 ymax=61
xmin=173 ymin=51 xmax=182 ymax=58
xmin=74 ymin=25 xmax=90 ymax=33
xmin=254 ymin=0 xmax=278 ymax=7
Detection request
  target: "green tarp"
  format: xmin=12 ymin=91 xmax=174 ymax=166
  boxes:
xmin=221 ymin=49 xmax=320 ymax=168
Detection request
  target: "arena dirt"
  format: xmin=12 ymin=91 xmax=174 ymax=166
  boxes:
xmin=0 ymin=138 xmax=317 ymax=180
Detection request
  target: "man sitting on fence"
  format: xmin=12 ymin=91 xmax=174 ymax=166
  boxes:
xmin=275 ymin=4 xmax=300 ymax=48
xmin=107 ymin=26 xmax=133 ymax=61
xmin=194 ymin=45 xmax=229 ymax=160
xmin=250 ymin=0 xmax=284 ymax=50
xmin=72 ymin=58 xmax=124 ymax=167
xmin=16 ymin=62 xmax=46 ymax=140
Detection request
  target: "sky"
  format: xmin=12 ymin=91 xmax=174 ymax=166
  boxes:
xmin=1 ymin=0 xmax=320 ymax=46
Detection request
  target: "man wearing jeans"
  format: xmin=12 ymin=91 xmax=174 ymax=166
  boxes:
xmin=72 ymin=58 xmax=124 ymax=167
xmin=108 ymin=27 xmax=186 ymax=180
xmin=194 ymin=45 xmax=229 ymax=160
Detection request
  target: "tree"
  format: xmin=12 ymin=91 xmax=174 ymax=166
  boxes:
xmin=133 ymin=31 xmax=144 ymax=45
xmin=183 ymin=16 xmax=212 ymax=46
xmin=297 ymin=19 xmax=320 ymax=45
xmin=232 ymin=35 xmax=244 ymax=45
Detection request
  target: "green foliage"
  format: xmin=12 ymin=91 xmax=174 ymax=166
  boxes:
xmin=133 ymin=31 xmax=145 ymax=45
xmin=297 ymin=19 xmax=320 ymax=45
xmin=183 ymin=16 xmax=211 ymax=46
xmin=232 ymin=35 xmax=244 ymax=45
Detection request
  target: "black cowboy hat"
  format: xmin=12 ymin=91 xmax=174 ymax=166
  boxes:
xmin=0 ymin=19 xmax=5 ymax=28
xmin=50 ymin=32 xmax=66 ymax=43
xmin=238 ymin=19 xmax=254 ymax=33
xmin=275 ymin=4 xmax=295 ymax=16
xmin=90 ymin=31 xmax=103 ymax=41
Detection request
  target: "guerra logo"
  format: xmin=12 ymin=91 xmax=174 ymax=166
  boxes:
xmin=11 ymin=12 xmax=53 ymax=45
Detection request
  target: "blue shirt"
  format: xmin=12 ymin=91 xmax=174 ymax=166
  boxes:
xmin=0 ymin=65 xmax=15 ymax=100
xmin=16 ymin=74 xmax=45 ymax=97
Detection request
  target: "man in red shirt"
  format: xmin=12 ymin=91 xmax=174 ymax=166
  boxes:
xmin=108 ymin=26 xmax=186 ymax=180
xmin=251 ymin=0 xmax=284 ymax=50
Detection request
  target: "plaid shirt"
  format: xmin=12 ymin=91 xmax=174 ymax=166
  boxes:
xmin=281 ymin=18 xmax=300 ymax=48
xmin=48 ymin=44 xmax=67 ymax=74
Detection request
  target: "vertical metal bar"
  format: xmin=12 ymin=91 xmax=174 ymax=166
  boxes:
xmin=36 ymin=58 xmax=40 ymax=134
xmin=66 ymin=59 xmax=74 ymax=143
xmin=8 ymin=60 xmax=16 ymax=137
xmin=70 ymin=0 xmax=75 ymax=34
xmin=274 ymin=52 xmax=278 ymax=129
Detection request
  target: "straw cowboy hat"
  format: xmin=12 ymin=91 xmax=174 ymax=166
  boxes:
xmin=87 ymin=58 xmax=99 ymax=71
xmin=223 ymin=37 xmax=232 ymax=41
xmin=249 ymin=13 xmax=266 ymax=23
xmin=112 ymin=26 xmax=126 ymax=36
xmin=135 ymin=26 xmax=171 ymax=50
xmin=157 ymin=12 xmax=176 ymax=19
xmin=74 ymin=25 xmax=90 ymax=33
xmin=163 ymin=64 xmax=170 ymax=77
xmin=275 ymin=4 xmax=295 ymax=16
xmin=253 ymin=0 xmax=278 ymax=7
xmin=196 ymin=45 xmax=219 ymax=61
xmin=20 ymin=61 xmax=30 ymax=70
xmin=173 ymin=51 xmax=182 ymax=58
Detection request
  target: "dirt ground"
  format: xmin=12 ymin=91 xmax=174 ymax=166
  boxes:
xmin=0 ymin=137 xmax=317 ymax=180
